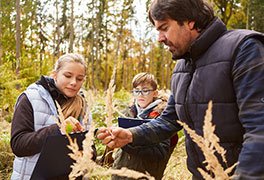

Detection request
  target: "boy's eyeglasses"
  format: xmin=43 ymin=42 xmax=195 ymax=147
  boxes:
xmin=132 ymin=89 xmax=154 ymax=96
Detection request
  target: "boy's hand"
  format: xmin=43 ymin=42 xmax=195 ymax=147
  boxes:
xmin=60 ymin=116 xmax=84 ymax=134
xmin=96 ymin=127 xmax=133 ymax=148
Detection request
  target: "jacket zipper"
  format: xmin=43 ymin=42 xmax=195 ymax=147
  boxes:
xmin=184 ymin=59 xmax=195 ymax=128
xmin=183 ymin=58 xmax=202 ymax=171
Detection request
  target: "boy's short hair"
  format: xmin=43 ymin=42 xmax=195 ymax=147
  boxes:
xmin=132 ymin=72 xmax=158 ymax=90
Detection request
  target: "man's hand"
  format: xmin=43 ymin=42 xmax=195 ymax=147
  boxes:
xmin=96 ymin=127 xmax=133 ymax=148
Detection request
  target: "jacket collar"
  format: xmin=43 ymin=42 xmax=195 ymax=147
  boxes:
xmin=36 ymin=75 xmax=69 ymax=105
xmin=135 ymin=99 xmax=162 ymax=119
xmin=181 ymin=18 xmax=227 ymax=61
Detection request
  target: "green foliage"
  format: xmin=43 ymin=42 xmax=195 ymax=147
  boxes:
xmin=0 ymin=60 xmax=41 ymax=121
xmin=94 ymin=138 xmax=106 ymax=156
xmin=0 ymin=0 xmax=16 ymax=60
xmin=0 ymin=62 xmax=21 ymax=120
xmin=227 ymin=7 xmax=247 ymax=29
xmin=91 ymin=89 xmax=131 ymax=128
xmin=0 ymin=53 xmax=53 ymax=121
xmin=113 ymin=88 xmax=132 ymax=112
xmin=210 ymin=0 xmax=264 ymax=32
xmin=91 ymin=91 xmax=108 ymax=127
xmin=92 ymin=89 xmax=131 ymax=156
xmin=247 ymin=0 xmax=264 ymax=32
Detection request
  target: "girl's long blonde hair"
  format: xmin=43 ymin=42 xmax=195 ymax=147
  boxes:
xmin=61 ymin=93 xmax=87 ymax=120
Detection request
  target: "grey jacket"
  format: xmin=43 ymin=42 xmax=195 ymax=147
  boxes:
xmin=11 ymin=83 xmax=58 ymax=180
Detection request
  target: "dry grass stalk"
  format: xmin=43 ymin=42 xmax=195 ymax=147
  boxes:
xmin=67 ymin=120 xmax=154 ymax=179
xmin=55 ymin=100 xmax=65 ymax=128
xmin=54 ymin=99 xmax=93 ymax=178
xmin=105 ymin=67 xmax=116 ymax=127
xmin=178 ymin=101 xmax=237 ymax=180
xmin=68 ymin=121 xmax=96 ymax=179
xmin=82 ymin=89 xmax=94 ymax=129
xmin=59 ymin=89 xmax=97 ymax=178
xmin=68 ymin=69 xmax=117 ymax=177
xmin=203 ymin=101 xmax=226 ymax=164
xmin=98 ymin=67 xmax=117 ymax=166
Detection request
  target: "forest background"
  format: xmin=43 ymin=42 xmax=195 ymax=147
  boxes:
xmin=0 ymin=0 xmax=263 ymax=179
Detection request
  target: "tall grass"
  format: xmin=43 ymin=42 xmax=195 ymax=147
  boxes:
xmin=178 ymin=101 xmax=237 ymax=180
xmin=0 ymin=118 xmax=13 ymax=179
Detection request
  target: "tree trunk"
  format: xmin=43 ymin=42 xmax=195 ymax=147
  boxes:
xmin=104 ymin=15 xmax=109 ymax=90
xmin=54 ymin=0 xmax=60 ymax=63
xmin=246 ymin=1 xmax=250 ymax=29
xmin=15 ymin=0 xmax=21 ymax=75
xmin=69 ymin=0 xmax=74 ymax=52
xmin=0 ymin=1 xmax=2 ymax=65
xmin=90 ymin=0 xmax=95 ymax=89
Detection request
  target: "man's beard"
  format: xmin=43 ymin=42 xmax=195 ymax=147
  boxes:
xmin=171 ymin=46 xmax=190 ymax=60
xmin=172 ymin=54 xmax=178 ymax=60
xmin=169 ymin=46 xmax=183 ymax=60
xmin=171 ymin=52 xmax=183 ymax=60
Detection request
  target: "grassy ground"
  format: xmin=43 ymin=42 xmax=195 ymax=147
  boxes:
xmin=0 ymin=119 xmax=13 ymax=179
xmin=163 ymin=133 xmax=191 ymax=180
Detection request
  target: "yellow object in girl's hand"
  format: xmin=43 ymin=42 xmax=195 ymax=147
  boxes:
xmin=65 ymin=123 xmax=74 ymax=134
xmin=60 ymin=116 xmax=84 ymax=134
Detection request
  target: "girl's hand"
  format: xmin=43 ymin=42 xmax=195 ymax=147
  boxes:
xmin=60 ymin=116 xmax=84 ymax=134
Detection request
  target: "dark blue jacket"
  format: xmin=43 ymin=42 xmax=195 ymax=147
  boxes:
xmin=130 ymin=18 xmax=264 ymax=179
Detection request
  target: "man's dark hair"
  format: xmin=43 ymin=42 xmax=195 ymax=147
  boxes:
xmin=148 ymin=0 xmax=214 ymax=31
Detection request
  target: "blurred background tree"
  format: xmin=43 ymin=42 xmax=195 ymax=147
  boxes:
xmin=0 ymin=0 xmax=263 ymax=120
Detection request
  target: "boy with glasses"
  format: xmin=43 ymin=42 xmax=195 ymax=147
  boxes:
xmin=112 ymin=72 xmax=178 ymax=180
